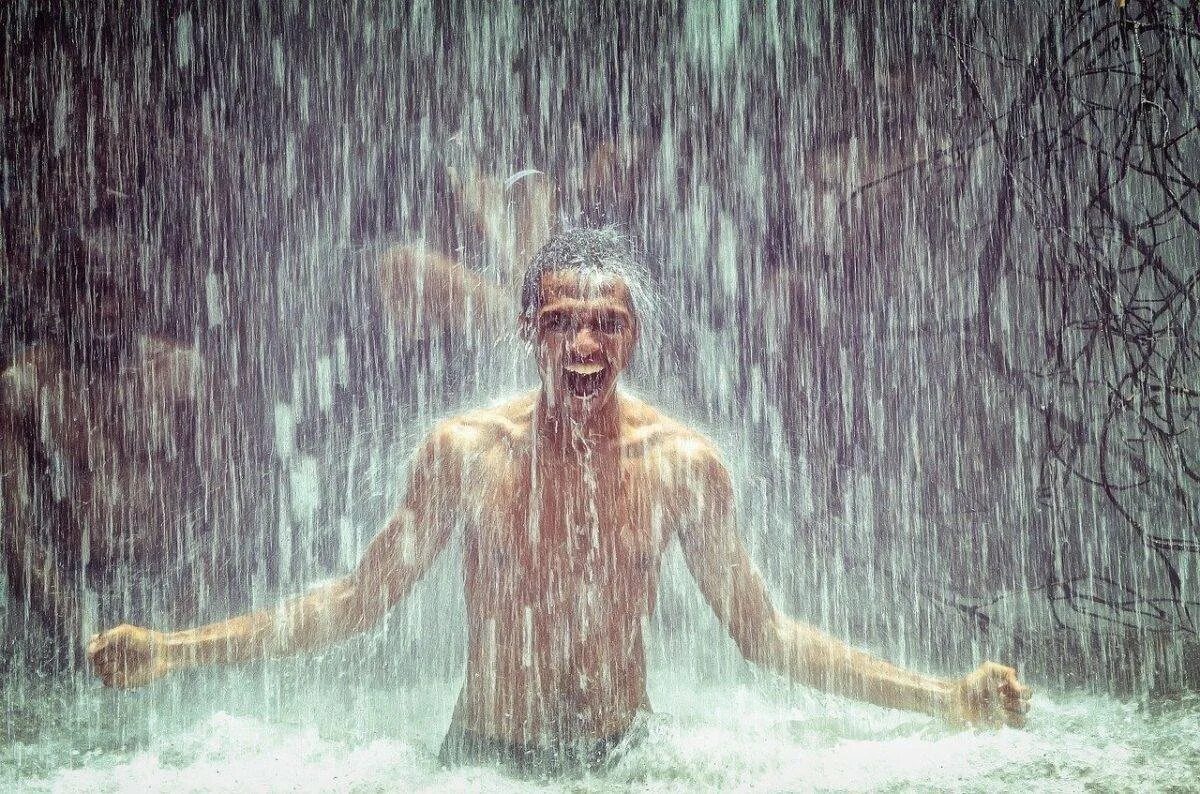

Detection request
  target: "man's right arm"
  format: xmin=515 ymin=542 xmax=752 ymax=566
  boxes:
xmin=88 ymin=421 xmax=467 ymax=688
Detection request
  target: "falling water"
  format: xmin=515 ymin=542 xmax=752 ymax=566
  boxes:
xmin=3 ymin=1 xmax=1198 ymax=790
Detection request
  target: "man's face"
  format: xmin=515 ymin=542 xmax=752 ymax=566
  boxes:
xmin=526 ymin=269 xmax=638 ymax=417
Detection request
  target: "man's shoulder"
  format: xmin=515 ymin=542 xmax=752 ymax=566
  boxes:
xmin=426 ymin=392 xmax=536 ymax=452
xmin=619 ymin=394 xmax=726 ymax=470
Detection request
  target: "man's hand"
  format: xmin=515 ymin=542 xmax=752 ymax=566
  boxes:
xmin=87 ymin=624 xmax=171 ymax=689
xmin=948 ymin=662 xmax=1032 ymax=728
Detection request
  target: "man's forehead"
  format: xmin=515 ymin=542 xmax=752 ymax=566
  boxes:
xmin=537 ymin=270 xmax=633 ymax=311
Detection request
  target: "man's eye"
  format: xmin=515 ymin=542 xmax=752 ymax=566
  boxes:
xmin=597 ymin=315 xmax=625 ymax=334
xmin=541 ymin=314 xmax=570 ymax=333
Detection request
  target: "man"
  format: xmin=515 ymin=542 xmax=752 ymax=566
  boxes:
xmin=88 ymin=228 xmax=1031 ymax=776
xmin=1 ymin=245 xmax=232 ymax=663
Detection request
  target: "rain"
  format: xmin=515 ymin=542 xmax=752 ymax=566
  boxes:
xmin=2 ymin=1 xmax=1198 ymax=790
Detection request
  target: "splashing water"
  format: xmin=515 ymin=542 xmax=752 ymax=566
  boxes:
xmin=5 ymin=671 xmax=1200 ymax=792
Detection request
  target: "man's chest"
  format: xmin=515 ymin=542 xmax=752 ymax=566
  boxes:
xmin=462 ymin=452 xmax=674 ymax=605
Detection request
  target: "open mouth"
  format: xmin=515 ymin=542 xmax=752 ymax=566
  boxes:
xmin=563 ymin=362 xmax=607 ymax=397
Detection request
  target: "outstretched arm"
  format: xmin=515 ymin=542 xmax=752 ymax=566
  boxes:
xmin=674 ymin=442 xmax=1031 ymax=727
xmin=88 ymin=425 xmax=464 ymax=687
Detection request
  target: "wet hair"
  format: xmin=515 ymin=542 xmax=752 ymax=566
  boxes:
xmin=519 ymin=227 xmax=647 ymax=322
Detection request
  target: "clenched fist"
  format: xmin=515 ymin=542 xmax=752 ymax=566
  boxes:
xmin=87 ymin=624 xmax=171 ymax=689
xmin=948 ymin=662 xmax=1032 ymax=728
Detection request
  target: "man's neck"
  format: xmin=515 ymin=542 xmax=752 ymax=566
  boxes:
xmin=535 ymin=389 xmax=622 ymax=453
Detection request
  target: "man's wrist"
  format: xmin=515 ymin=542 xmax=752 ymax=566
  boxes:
xmin=923 ymin=678 xmax=957 ymax=719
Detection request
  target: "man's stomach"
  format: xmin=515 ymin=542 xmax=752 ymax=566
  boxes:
xmin=455 ymin=648 xmax=649 ymax=745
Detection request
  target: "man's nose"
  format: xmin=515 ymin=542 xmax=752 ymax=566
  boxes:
xmin=569 ymin=327 xmax=601 ymax=358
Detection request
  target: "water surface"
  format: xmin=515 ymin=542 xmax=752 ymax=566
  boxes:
xmin=4 ymin=669 xmax=1194 ymax=793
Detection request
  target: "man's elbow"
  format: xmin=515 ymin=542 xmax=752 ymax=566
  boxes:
xmin=729 ymin=614 xmax=791 ymax=670
xmin=302 ymin=577 xmax=386 ymax=645
xmin=341 ymin=574 xmax=405 ymax=637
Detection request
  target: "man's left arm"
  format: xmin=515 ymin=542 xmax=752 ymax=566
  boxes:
xmin=673 ymin=441 xmax=1031 ymax=727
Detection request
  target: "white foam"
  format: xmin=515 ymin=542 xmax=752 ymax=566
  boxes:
xmin=5 ymin=673 xmax=1198 ymax=792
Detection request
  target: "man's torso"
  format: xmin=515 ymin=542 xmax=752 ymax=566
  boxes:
xmin=445 ymin=392 xmax=697 ymax=744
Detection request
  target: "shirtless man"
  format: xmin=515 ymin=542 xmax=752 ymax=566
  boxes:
xmin=88 ymin=228 xmax=1031 ymax=776
xmin=1 ymin=263 xmax=222 ymax=660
